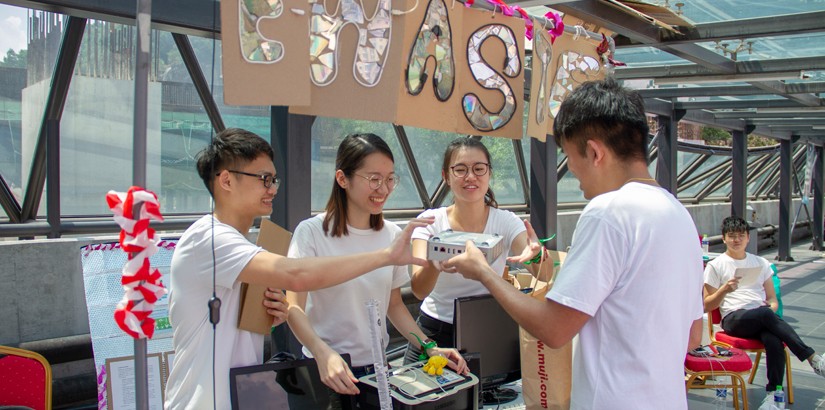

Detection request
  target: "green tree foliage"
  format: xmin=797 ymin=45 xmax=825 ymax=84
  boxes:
xmin=0 ymin=49 xmax=27 ymax=68
xmin=701 ymin=127 xmax=731 ymax=146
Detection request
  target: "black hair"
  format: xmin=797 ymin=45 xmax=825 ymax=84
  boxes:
xmin=721 ymin=216 xmax=750 ymax=236
xmin=323 ymin=133 xmax=394 ymax=237
xmin=195 ymin=128 xmax=275 ymax=196
xmin=441 ymin=137 xmax=498 ymax=208
xmin=552 ymin=78 xmax=649 ymax=163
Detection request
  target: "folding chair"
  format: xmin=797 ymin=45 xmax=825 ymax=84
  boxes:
xmin=0 ymin=345 xmax=52 ymax=410
xmin=685 ymin=341 xmax=752 ymax=410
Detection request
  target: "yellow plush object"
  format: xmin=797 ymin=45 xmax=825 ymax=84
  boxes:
xmin=422 ymin=355 xmax=449 ymax=376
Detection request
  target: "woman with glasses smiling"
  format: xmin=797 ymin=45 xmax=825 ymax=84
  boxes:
xmin=403 ymin=136 xmax=544 ymax=363
xmin=285 ymin=133 xmax=467 ymax=399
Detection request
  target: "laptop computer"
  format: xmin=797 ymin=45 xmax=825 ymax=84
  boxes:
xmin=229 ymin=354 xmax=357 ymax=410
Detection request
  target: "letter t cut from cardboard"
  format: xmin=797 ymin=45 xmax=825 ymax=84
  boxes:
xmin=238 ymin=218 xmax=293 ymax=334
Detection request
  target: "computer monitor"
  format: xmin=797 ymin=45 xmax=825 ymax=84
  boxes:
xmin=229 ymin=354 xmax=357 ymax=410
xmin=453 ymin=294 xmax=521 ymax=405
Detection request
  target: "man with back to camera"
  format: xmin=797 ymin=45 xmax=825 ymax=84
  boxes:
xmin=703 ymin=216 xmax=825 ymax=409
xmin=442 ymin=78 xmax=705 ymax=409
xmin=164 ymin=128 xmax=433 ymax=410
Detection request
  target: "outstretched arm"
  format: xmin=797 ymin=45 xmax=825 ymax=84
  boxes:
xmin=239 ymin=218 xmax=433 ymax=292
xmin=445 ymin=241 xmax=589 ymax=349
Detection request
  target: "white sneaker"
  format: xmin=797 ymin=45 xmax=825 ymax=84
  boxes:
xmin=757 ymin=392 xmax=776 ymax=410
xmin=812 ymin=354 xmax=825 ymax=378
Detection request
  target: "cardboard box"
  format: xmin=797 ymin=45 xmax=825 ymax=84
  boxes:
xmin=238 ymin=218 xmax=292 ymax=334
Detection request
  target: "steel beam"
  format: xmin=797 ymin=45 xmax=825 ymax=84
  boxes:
xmin=656 ymin=110 xmax=684 ymax=193
xmin=270 ymin=108 xmax=313 ymax=232
xmin=749 ymin=81 xmax=824 ymax=107
xmin=674 ymin=99 xmax=807 ymax=111
xmin=749 ymin=118 xmax=825 ymax=126
xmin=616 ymin=11 xmax=825 ymax=47
xmin=0 ymin=173 xmax=22 ymax=223
xmin=813 ymin=145 xmax=824 ymax=250
xmin=3 ymin=0 xmax=222 ymax=37
xmin=46 ymin=120 xmax=59 ymax=238
xmin=731 ymin=129 xmax=748 ymax=219
xmin=615 ymin=56 xmax=825 ymax=79
xmin=637 ymin=82 xmax=825 ymax=98
xmin=172 ymin=33 xmax=225 ymax=132
xmin=530 ymin=137 xmax=558 ymax=250
xmin=20 ymin=17 xmax=86 ymax=222
xmin=713 ymin=111 xmax=825 ymax=119
xmin=776 ymin=138 xmax=795 ymax=261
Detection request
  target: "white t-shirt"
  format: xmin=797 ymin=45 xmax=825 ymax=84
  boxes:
xmin=704 ymin=253 xmax=772 ymax=319
xmin=546 ymin=182 xmax=704 ymax=410
xmin=287 ymin=214 xmax=409 ymax=367
xmin=165 ymin=215 xmax=264 ymax=410
xmin=412 ymin=207 xmax=526 ymax=323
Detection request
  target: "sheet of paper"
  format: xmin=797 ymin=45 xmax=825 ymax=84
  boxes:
xmin=734 ymin=266 xmax=764 ymax=287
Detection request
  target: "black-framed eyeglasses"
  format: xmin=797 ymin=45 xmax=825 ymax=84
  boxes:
xmin=353 ymin=173 xmax=400 ymax=190
xmin=449 ymin=162 xmax=490 ymax=178
xmin=221 ymin=170 xmax=281 ymax=190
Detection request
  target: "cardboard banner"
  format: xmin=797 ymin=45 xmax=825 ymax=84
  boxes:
xmin=221 ymin=0 xmax=311 ymax=106
xmin=290 ymin=0 xmax=411 ymax=123
xmin=544 ymin=30 xmax=605 ymax=132
xmin=455 ymin=7 xmax=525 ymax=138
xmin=526 ymin=23 xmax=553 ymax=142
xmin=394 ymin=0 xmax=466 ymax=131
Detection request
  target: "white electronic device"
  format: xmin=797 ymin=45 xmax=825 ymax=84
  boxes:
xmin=358 ymin=360 xmax=479 ymax=407
xmin=427 ymin=230 xmax=504 ymax=264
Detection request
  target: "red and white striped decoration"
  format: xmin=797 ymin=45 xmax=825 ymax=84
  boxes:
xmin=105 ymin=186 xmax=167 ymax=339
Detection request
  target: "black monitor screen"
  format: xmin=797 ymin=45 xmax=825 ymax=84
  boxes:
xmin=453 ymin=293 xmax=521 ymax=390
xmin=229 ymin=355 xmax=356 ymax=410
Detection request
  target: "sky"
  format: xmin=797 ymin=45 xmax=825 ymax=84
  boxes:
xmin=0 ymin=4 xmax=28 ymax=55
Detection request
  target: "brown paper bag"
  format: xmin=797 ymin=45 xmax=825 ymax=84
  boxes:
xmin=515 ymin=251 xmax=572 ymax=410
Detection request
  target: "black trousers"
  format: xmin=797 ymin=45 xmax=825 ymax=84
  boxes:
xmin=722 ymin=306 xmax=814 ymax=391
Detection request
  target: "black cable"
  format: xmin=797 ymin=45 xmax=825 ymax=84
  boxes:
xmin=207 ymin=0 xmax=219 ymax=409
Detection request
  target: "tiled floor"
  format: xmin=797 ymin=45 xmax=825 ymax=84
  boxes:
xmin=688 ymin=242 xmax=825 ymax=409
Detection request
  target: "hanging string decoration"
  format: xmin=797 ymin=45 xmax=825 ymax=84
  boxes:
xmin=106 ymin=186 xmax=167 ymax=339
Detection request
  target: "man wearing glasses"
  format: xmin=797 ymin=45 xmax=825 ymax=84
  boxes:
xmin=703 ymin=216 xmax=825 ymax=408
xmin=164 ymin=128 xmax=432 ymax=410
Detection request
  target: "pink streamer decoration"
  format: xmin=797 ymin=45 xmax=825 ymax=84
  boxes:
xmin=544 ymin=11 xmax=564 ymax=44
xmin=512 ymin=6 xmax=534 ymax=40
xmin=97 ymin=365 xmax=107 ymax=410
xmin=106 ymin=186 xmax=166 ymax=339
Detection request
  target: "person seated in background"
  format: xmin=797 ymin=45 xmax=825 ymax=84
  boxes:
xmin=703 ymin=215 xmax=825 ymax=409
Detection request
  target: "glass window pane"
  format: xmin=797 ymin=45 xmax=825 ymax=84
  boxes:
xmin=404 ymin=126 xmax=459 ymax=196
xmin=3 ymin=7 xmax=59 ymax=218
xmin=480 ymin=136 xmax=525 ymax=205
xmin=310 ymin=117 xmax=421 ymax=211
xmin=678 ymin=155 xmax=727 ymax=198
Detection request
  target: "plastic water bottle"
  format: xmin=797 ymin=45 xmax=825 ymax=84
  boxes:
xmin=714 ymin=381 xmax=728 ymax=409
xmin=773 ymin=385 xmax=785 ymax=409
xmin=702 ymin=234 xmax=710 ymax=256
